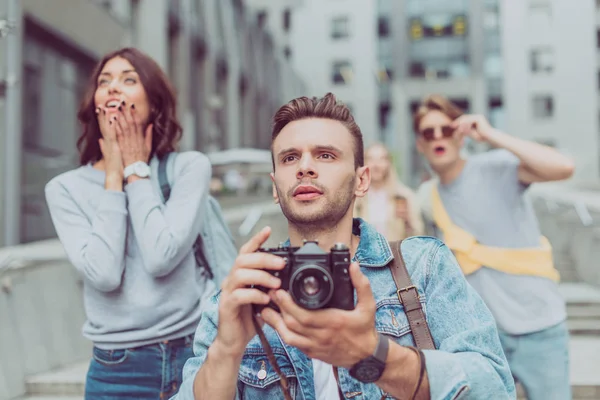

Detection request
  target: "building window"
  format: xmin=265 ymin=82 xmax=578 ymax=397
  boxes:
xmin=529 ymin=1 xmax=552 ymax=15
xmin=409 ymin=55 xmax=470 ymax=79
xmin=528 ymin=1 xmax=552 ymax=32
xmin=532 ymin=95 xmax=554 ymax=119
xmin=379 ymin=102 xmax=391 ymax=130
xmin=530 ymin=48 xmax=554 ymax=73
xmin=409 ymin=15 xmax=467 ymax=40
xmin=409 ymin=62 xmax=426 ymax=78
xmin=377 ymin=67 xmax=394 ymax=82
xmin=257 ymin=11 xmax=267 ymax=28
xmin=378 ymin=16 xmax=390 ymax=37
xmin=283 ymin=8 xmax=291 ymax=32
xmin=483 ymin=5 xmax=500 ymax=31
xmin=331 ymin=17 xmax=349 ymax=39
xmin=284 ymin=46 xmax=291 ymax=60
xmin=534 ymin=138 xmax=556 ymax=147
xmin=332 ymin=61 xmax=352 ymax=84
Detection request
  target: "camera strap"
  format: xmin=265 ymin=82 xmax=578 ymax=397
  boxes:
xmin=251 ymin=315 xmax=293 ymax=400
xmin=388 ymin=240 xmax=436 ymax=350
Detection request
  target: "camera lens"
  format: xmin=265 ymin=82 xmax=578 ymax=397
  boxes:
xmin=302 ymin=276 xmax=320 ymax=296
xmin=290 ymin=264 xmax=333 ymax=310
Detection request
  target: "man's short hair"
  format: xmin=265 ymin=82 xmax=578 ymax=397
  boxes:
xmin=412 ymin=94 xmax=464 ymax=134
xmin=271 ymin=93 xmax=364 ymax=169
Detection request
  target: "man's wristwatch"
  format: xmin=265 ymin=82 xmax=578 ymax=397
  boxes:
xmin=123 ymin=161 xmax=151 ymax=180
xmin=349 ymin=332 xmax=389 ymax=383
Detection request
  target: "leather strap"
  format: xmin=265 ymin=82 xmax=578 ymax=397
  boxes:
xmin=332 ymin=366 xmax=344 ymax=399
xmin=389 ymin=241 xmax=436 ymax=350
xmin=373 ymin=332 xmax=390 ymax=363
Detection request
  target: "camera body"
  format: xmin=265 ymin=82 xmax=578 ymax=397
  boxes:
xmin=255 ymin=241 xmax=355 ymax=312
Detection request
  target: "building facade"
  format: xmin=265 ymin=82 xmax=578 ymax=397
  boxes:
xmin=389 ymin=0 xmax=598 ymax=186
xmin=0 ymin=0 xmax=305 ymax=246
xmin=284 ymin=0 xmax=380 ymax=146
xmin=501 ymin=0 xmax=598 ymax=182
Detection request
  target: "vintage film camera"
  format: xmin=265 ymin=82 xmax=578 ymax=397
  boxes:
xmin=254 ymin=240 xmax=355 ymax=312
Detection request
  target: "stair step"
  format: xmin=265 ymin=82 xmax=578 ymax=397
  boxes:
xmin=567 ymin=319 xmax=600 ymax=335
xmin=567 ymin=305 xmax=600 ymax=319
xmin=560 ymin=283 xmax=600 ymax=306
xmin=25 ymin=362 xmax=88 ymax=396
xmin=518 ymin=384 xmax=600 ymax=400
xmin=18 ymin=397 xmax=83 ymax=400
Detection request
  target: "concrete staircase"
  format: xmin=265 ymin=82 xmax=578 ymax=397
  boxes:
xmin=561 ymin=283 xmax=600 ymax=336
xmin=18 ymin=362 xmax=87 ymax=400
xmin=12 ymin=283 xmax=600 ymax=400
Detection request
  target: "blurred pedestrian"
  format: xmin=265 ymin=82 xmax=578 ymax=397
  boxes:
xmin=414 ymin=94 xmax=575 ymax=400
xmin=354 ymin=142 xmax=424 ymax=240
xmin=45 ymin=47 xmax=213 ymax=399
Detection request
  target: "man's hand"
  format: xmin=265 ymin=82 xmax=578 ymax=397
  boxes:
xmin=395 ymin=200 xmax=410 ymax=222
xmin=193 ymin=228 xmax=286 ymax=400
xmin=214 ymin=227 xmax=286 ymax=359
xmin=453 ymin=113 xmax=575 ymax=183
xmin=260 ymin=262 xmax=378 ymax=368
xmin=451 ymin=114 xmax=494 ymax=142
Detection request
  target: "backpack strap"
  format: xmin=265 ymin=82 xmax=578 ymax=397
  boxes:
xmin=388 ymin=240 xmax=436 ymax=350
xmin=157 ymin=152 xmax=215 ymax=281
xmin=158 ymin=153 xmax=173 ymax=202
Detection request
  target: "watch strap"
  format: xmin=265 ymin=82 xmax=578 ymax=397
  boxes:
xmin=124 ymin=161 xmax=149 ymax=179
xmin=348 ymin=332 xmax=389 ymax=383
xmin=373 ymin=332 xmax=390 ymax=363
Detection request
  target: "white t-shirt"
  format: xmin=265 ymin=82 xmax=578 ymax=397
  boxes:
xmin=312 ymin=359 xmax=340 ymax=399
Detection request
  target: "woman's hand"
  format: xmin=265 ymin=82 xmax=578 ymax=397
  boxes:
xmin=112 ymin=100 xmax=153 ymax=169
xmin=96 ymin=106 xmax=124 ymax=190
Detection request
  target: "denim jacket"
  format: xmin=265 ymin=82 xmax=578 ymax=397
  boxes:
xmin=173 ymin=219 xmax=516 ymax=400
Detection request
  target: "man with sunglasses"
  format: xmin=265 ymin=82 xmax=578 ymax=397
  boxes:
xmin=414 ymin=94 xmax=575 ymax=400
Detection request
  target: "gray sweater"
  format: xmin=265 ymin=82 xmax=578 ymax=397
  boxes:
xmin=45 ymin=152 xmax=214 ymax=350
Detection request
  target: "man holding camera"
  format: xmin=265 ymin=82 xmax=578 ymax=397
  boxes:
xmin=173 ymin=93 xmax=515 ymax=400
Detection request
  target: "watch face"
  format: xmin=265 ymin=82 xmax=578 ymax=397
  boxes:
xmin=350 ymin=359 xmax=384 ymax=383
xmin=134 ymin=163 xmax=150 ymax=177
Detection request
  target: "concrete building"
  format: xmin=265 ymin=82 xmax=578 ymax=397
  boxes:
xmin=0 ymin=0 xmax=305 ymax=246
xmin=390 ymin=0 xmax=599 ymax=187
xmin=284 ymin=0 xmax=380 ymax=146
xmin=502 ymin=0 xmax=598 ymax=183
xmin=245 ymin=0 xmax=307 ymax=105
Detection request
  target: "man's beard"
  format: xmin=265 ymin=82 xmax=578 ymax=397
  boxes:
xmin=276 ymin=175 xmax=356 ymax=234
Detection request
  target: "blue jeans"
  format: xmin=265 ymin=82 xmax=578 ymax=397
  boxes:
xmin=85 ymin=335 xmax=194 ymax=400
xmin=498 ymin=321 xmax=571 ymax=400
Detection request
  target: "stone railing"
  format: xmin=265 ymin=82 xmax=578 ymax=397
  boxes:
xmin=529 ymin=182 xmax=600 ymax=286
xmin=0 ymin=200 xmax=287 ymax=400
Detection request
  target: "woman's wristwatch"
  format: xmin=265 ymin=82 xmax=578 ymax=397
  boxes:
xmin=124 ymin=161 xmax=151 ymax=180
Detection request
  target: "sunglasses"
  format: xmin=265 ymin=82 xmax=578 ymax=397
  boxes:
xmin=418 ymin=125 xmax=455 ymax=141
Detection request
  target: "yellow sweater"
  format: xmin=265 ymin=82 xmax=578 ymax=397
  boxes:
xmin=431 ymin=185 xmax=560 ymax=282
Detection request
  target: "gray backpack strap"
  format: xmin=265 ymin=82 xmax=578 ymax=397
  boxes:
xmin=158 ymin=152 xmax=176 ymax=202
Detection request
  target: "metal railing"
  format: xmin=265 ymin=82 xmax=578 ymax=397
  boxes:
xmin=538 ymin=197 xmax=595 ymax=227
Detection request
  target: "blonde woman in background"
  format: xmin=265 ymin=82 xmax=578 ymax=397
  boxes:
xmin=354 ymin=143 xmax=424 ymax=240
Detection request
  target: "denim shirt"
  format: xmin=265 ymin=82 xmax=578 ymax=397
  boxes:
xmin=173 ymin=219 xmax=516 ymax=400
